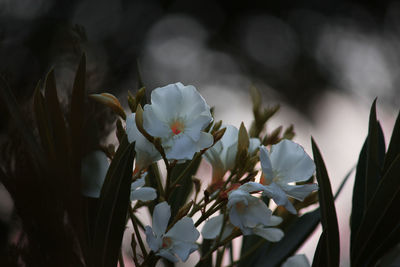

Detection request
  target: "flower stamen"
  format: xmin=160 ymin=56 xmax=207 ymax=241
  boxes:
xmin=170 ymin=121 xmax=184 ymax=135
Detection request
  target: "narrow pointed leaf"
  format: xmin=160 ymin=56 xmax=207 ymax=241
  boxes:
xmin=92 ymin=138 xmax=135 ymax=267
xmin=352 ymin=155 xmax=400 ymax=266
xmin=311 ymin=137 xmax=339 ymax=267
xmin=383 ymin=109 xmax=400 ymax=175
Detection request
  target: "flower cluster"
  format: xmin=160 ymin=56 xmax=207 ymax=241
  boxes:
xmin=89 ymin=82 xmax=318 ymax=265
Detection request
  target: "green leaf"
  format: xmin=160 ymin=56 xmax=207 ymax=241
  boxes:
xmin=169 ymin=156 xmax=202 ymax=218
xmin=311 ymin=137 xmax=339 ymax=267
xmin=92 ymin=138 xmax=135 ymax=267
xmin=364 ymin=100 xmax=385 ymax=206
xmin=351 ymin=155 xmax=400 ymax=266
xmin=70 ymin=54 xmax=86 ymax=176
xmin=0 ymin=76 xmax=46 ymax=170
xmin=383 ymin=109 xmax=400 ymax=175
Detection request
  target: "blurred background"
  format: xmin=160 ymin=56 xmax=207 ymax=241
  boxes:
xmin=0 ymin=0 xmax=399 ymax=265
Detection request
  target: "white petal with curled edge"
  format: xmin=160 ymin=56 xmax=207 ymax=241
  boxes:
xmin=282 ymin=254 xmax=310 ymax=267
xmin=131 ymin=187 xmax=157 ymax=201
xmin=197 ymin=132 xmax=213 ymax=149
xmin=81 ymin=150 xmax=109 ymax=198
xmin=279 ymin=183 xmax=318 ymax=201
xmin=179 ymin=83 xmax=211 ymax=118
xmin=202 ymin=214 xmax=224 ymax=239
xmin=252 ymin=225 xmax=284 ymax=242
xmin=166 ymin=217 xmax=199 ymax=243
xmin=262 ymin=182 xmax=297 ymax=214
xmin=152 ymin=202 xmax=170 ymax=237
xmin=238 ymin=181 xmax=268 ymax=193
xmin=270 ymin=139 xmax=315 ymax=183
xmin=259 ymin=146 xmax=274 ymax=184
xmin=150 ymin=83 xmax=182 ymax=121
xmin=145 ymin=226 xmax=161 ymax=252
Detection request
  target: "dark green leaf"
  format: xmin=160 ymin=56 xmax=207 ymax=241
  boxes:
xmin=70 ymin=54 xmax=86 ymax=176
xmin=352 ymin=155 xmax=400 ymax=266
xmin=311 ymin=137 xmax=339 ymax=267
xmin=92 ymin=138 xmax=135 ymax=267
xmin=311 ymin=231 xmax=327 ymax=267
xmin=383 ymin=109 xmax=400 ymax=175
xmin=0 ymin=76 xmax=45 ymax=170
xmin=169 ymin=156 xmax=202 ymax=218
xmin=364 ymin=100 xmax=385 ymax=206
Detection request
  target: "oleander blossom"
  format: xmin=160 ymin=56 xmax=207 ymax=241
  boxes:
xmin=227 ymin=183 xmax=272 ymax=235
xmin=204 ymin=125 xmax=261 ymax=184
xmin=145 ymin=202 xmax=199 ymax=262
xmin=142 ymin=83 xmax=214 ymax=161
xmin=259 ymin=139 xmax=318 ymax=214
xmin=126 ymin=113 xmax=161 ymax=170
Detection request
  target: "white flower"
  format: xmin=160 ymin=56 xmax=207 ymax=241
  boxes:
xmin=142 ymin=83 xmax=213 ymax=161
xmin=227 ymin=183 xmax=272 ymax=235
xmin=204 ymin=125 xmax=261 ymax=182
xmin=145 ymin=202 xmax=200 ymax=262
xmin=201 ymin=214 xmax=235 ymax=240
xmin=282 ymin=254 xmax=310 ymax=267
xmin=81 ymin=150 xmax=109 ymax=198
xmin=130 ymin=173 xmax=157 ymax=201
xmin=251 ymin=215 xmax=284 ymax=242
xmin=126 ymin=113 xmax=161 ymax=170
xmin=259 ymin=139 xmax=317 ymax=214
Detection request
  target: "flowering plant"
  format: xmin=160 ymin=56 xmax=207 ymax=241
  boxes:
xmin=1 ymin=55 xmax=400 ymax=267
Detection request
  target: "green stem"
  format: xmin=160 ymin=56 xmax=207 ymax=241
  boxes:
xmin=129 ymin=206 xmax=148 ymax=258
xmin=168 ymin=153 xmax=202 ymax=196
xmin=150 ymin=162 xmax=165 ymax=198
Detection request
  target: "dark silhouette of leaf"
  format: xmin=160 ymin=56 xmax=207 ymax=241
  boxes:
xmin=383 ymin=109 xmax=400 ymax=175
xmin=311 ymin=137 xmax=339 ymax=267
xmin=92 ymin=138 xmax=135 ymax=267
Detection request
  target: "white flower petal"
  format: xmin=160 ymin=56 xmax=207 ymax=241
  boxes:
xmin=263 ymin=182 xmax=297 ymax=214
xmin=166 ymin=217 xmax=199 ymax=243
xmin=260 ymin=146 xmax=274 ymax=184
xmin=152 ymin=202 xmax=171 ymax=237
xmin=197 ymin=132 xmax=213 ymax=150
xmin=178 ymin=83 xmax=211 ymax=118
xmin=165 ymin=134 xmax=197 ymax=160
xmin=143 ymin=105 xmax=171 ymax=137
xmin=81 ymin=150 xmax=109 ymax=198
xmin=150 ymin=83 xmax=182 ymax=121
xmin=202 ymin=214 xmax=224 ymax=239
xmin=279 ymin=183 xmax=318 ymax=201
xmin=241 ymin=198 xmax=272 ymax=228
xmin=185 ymin=115 xmax=213 ymax=141
xmin=131 ymin=187 xmax=157 ymax=201
xmin=249 ymin=138 xmax=261 ymax=155
xmin=171 ymin=240 xmax=198 ymax=262
xmin=131 ymin=176 xmax=145 ymax=191
xmin=238 ymin=182 xmax=268 ymax=193
xmin=268 ymin=215 xmax=283 ymax=226
xmin=270 ymin=140 xmax=315 ymax=183
xmin=145 ymin=226 xmax=161 ymax=252
xmin=282 ymin=254 xmax=310 ymax=267
xmin=252 ymin=226 xmax=284 ymax=242
xmin=224 ymin=142 xmax=238 ymax=170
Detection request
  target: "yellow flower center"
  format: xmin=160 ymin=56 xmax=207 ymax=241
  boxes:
xmin=170 ymin=121 xmax=184 ymax=135
xmin=162 ymin=236 xmax=173 ymax=248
